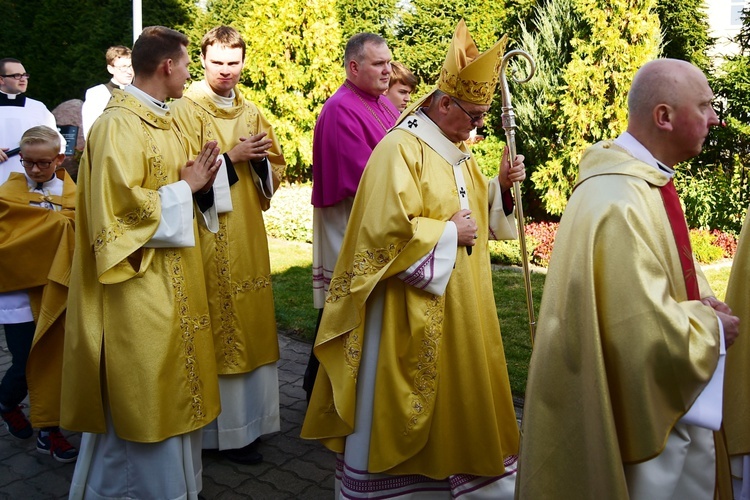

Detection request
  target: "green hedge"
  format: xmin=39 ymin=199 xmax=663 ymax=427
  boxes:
xmin=264 ymin=183 xmax=313 ymax=243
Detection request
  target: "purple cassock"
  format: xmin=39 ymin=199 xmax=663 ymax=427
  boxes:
xmin=311 ymin=80 xmax=399 ymax=208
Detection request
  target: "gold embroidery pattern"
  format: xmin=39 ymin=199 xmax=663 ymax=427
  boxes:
xmin=167 ymin=250 xmax=209 ymax=421
xmin=214 ymin=216 xmax=240 ymax=368
xmin=438 ymin=59 xmax=502 ymax=104
xmin=404 ymin=295 xmax=445 ymax=435
xmin=94 ymin=126 xmax=168 ymax=254
xmin=326 ymin=242 xmax=407 ymax=303
xmin=93 ymin=190 xmax=159 ymax=254
xmin=142 ymin=123 xmax=169 ymax=188
xmin=231 ymin=275 xmax=272 ymax=296
xmin=343 ymin=331 xmax=362 ymax=380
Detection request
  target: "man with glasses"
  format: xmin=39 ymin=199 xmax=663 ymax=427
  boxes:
xmin=81 ymin=46 xmax=134 ymax=138
xmin=302 ymin=21 xmax=525 ymax=498
xmin=0 ymin=58 xmax=65 ymax=185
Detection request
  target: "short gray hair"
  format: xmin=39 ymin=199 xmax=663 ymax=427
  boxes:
xmin=344 ymin=33 xmax=387 ymax=65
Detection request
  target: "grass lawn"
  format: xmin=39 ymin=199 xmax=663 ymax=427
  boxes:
xmin=269 ymin=237 xmax=733 ymax=398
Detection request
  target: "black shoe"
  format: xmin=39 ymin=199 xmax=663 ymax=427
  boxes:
xmin=221 ymin=439 xmax=262 ymax=465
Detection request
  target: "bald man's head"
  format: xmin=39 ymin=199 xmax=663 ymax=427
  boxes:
xmin=626 ymin=59 xmax=718 ymax=166
xmin=628 ymin=59 xmax=705 ymax=123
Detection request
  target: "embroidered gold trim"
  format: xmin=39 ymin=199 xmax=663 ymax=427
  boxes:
xmin=326 ymin=242 xmax=407 ymax=303
xmin=437 ymin=56 xmax=502 ymax=104
xmin=93 ymin=124 xmax=170 ymax=255
xmin=214 ymin=216 xmax=240 ymax=368
xmin=343 ymin=330 xmax=362 ymax=380
xmin=167 ymin=250 xmax=209 ymax=420
xmin=231 ymin=275 xmax=272 ymax=296
xmin=93 ymin=190 xmax=159 ymax=254
xmin=404 ymin=295 xmax=444 ymax=435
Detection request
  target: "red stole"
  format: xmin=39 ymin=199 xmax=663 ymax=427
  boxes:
xmin=659 ymin=179 xmax=699 ymax=301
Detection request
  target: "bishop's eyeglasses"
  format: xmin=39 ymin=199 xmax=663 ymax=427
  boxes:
xmin=451 ymin=97 xmax=487 ymax=126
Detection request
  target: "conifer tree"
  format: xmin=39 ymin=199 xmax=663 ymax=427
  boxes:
xmin=521 ymin=0 xmax=660 ymax=216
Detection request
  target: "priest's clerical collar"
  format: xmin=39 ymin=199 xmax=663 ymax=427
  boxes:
xmin=110 ymin=79 xmax=127 ymax=90
xmin=202 ymin=80 xmax=235 ymax=108
xmin=125 ymin=84 xmax=169 ymax=116
xmin=0 ymin=89 xmax=22 ymax=98
xmin=0 ymin=89 xmax=25 ymax=107
xmin=614 ymin=132 xmax=674 ymax=179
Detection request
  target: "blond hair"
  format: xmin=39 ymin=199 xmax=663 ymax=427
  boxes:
xmin=20 ymin=125 xmax=61 ymax=151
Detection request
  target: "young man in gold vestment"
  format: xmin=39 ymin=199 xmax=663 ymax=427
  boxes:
xmin=517 ymin=59 xmax=740 ymax=499
xmin=172 ymin=25 xmax=285 ymax=465
xmin=302 ymin=20 xmax=526 ymax=498
xmin=61 ymin=26 xmax=223 ymax=499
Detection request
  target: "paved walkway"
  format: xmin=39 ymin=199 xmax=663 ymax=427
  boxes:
xmin=0 ymin=330 xmax=336 ymax=499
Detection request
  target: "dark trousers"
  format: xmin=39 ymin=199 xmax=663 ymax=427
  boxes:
xmin=302 ymin=309 xmax=325 ymax=403
xmin=0 ymin=321 xmax=35 ymax=409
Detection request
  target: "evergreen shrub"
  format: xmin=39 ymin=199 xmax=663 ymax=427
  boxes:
xmin=263 ymin=183 xmax=313 ymax=243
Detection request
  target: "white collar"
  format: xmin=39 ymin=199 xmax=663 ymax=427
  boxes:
xmin=125 ymin=84 xmax=170 ymax=116
xmin=0 ymin=89 xmax=21 ymax=99
xmin=110 ymin=79 xmax=128 ymax=90
xmin=201 ymin=80 xmax=235 ymax=108
xmin=25 ymin=172 xmax=62 ymax=191
xmin=614 ymin=132 xmax=674 ymax=178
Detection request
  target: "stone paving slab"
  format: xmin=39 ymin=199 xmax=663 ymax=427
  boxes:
xmin=0 ymin=329 xmax=336 ymax=499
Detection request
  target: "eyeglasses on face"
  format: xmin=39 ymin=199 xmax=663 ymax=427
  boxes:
xmin=21 ymin=159 xmax=56 ymax=170
xmin=113 ymin=64 xmax=132 ymax=70
xmin=451 ymin=97 xmax=487 ymax=126
xmin=1 ymin=73 xmax=30 ymax=80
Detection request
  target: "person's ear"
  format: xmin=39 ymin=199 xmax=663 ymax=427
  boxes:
xmin=107 ymin=65 xmax=116 ymax=76
xmin=348 ymin=59 xmax=359 ymax=78
xmin=200 ymin=54 xmax=206 ymax=69
xmin=163 ymin=58 xmax=173 ymax=76
xmin=439 ymin=94 xmax=453 ymax=115
xmin=653 ymin=103 xmax=673 ymax=132
xmin=53 ymin=153 xmax=66 ymax=166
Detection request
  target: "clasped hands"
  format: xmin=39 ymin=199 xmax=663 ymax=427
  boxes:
xmin=450 ymin=146 xmax=527 ymax=248
xmin=180 ymin=140 xmax=221 ymax=194
xmin=226 ymin=132 xmax=272 ymax=165
xmin=702 ymin=296 xmax=740 ymax=348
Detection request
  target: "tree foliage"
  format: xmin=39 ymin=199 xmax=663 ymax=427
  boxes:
xmin=0 ymin=0 xmax=197 ymax=108
xmin=335 ymin=0 xmax=398 ymax=50
xmin=518 ymin=0 xmax=660 ymax=216
xmin=656 ymin=0 xmax=713 ymax=71
xmin=678 ymin=12 xmax=750 ymax=234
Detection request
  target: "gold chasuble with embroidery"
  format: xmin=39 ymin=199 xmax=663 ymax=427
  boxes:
xmin=516 ymin=142 xmax=722 ymax=498
xmin=0 ymin=170 xmax=75 ymax=428
xmin=171 ymin=82 xmax=285 ymax=375
xmin=301 ymin=127 xmax=520 ymax=478
xmin=60 ymin=90 xmax=220 ymax=443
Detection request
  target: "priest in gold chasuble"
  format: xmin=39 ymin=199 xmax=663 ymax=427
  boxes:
xmin=302 ymin=20 xmax=524 ymax=498
xmin=516 ymin=59 xmax=736 ymax=500
xmin=62 ymin=27 xmax=222 ymax=500
xmin=171 ymin=26 xmax=284 ymax=463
